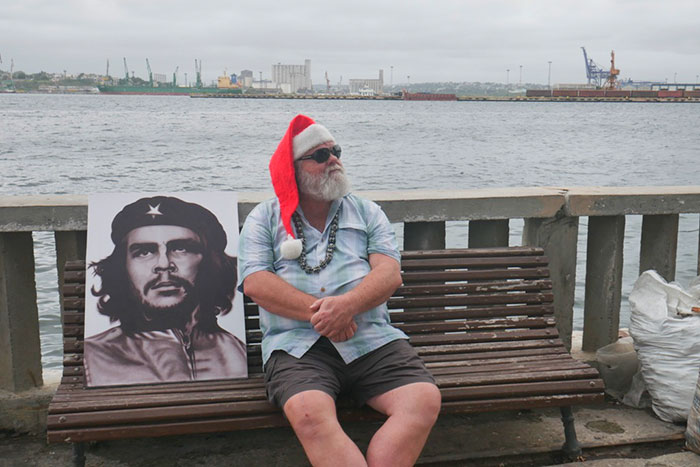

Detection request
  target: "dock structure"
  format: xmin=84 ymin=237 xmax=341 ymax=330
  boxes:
xmin=1 ymin=186 xmax=700 ymax=433
xmin=189 ymin=92 xmax=700 ymax=102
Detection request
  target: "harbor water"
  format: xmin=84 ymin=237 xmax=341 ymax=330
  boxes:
xmin=1 ymin=94 xmax=699 ymax=371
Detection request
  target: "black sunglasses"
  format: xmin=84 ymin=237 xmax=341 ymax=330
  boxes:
xmin=298 ymin=144 xmax=342 ymax=163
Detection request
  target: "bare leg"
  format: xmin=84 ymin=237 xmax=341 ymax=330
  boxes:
xmin=365 ymin=382 xmax=441 ymax=467
xmin=284 ymin=390 xmax=367 ymax=467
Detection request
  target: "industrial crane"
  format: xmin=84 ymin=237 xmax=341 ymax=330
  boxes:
xmin=581 ymin=47 xmax=610 ymax=87
xmin=123 ymin=57 xmax=130 ymax=84
xmin=172 ymin=66 xmax=179 ymax=87
xmin=145 ymin=58 xmax=153 ymax=86
xmin=603 ymin=50 xmax=620 ymax=89
xmin=325 ymin=71 xmax=330 ymax=92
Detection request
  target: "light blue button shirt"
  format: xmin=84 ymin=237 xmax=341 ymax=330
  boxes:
xmin=237 ymin=194 xmax=407 ymax=367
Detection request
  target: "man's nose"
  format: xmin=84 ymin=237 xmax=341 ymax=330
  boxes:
xmin=153 ymin=251 xmax=177 ymax=273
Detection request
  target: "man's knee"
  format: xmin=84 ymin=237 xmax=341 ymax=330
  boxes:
xmin=370 ymin=382 xmax=441 ymax=425
xmin=394 ymin=383 xmax=441 ymax=427
xmin=412 ymin=383 xmax=441 ymax=424
xmin=283 ymin=390 xmax=339 ymax=438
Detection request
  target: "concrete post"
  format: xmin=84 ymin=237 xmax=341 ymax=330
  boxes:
xmin=582 ymin=216 xmax=625 ymax=352
xmin=468 ymin=220 xmax=509 ymax=248
xmin=404 ymin=222 xmax=445 ymax=250
xmin=522 ymin=214 xmax=579 ymax=350
xmin=55 ymin=231 xmax=87 ymax=312
xmin=0 ymin=232 xmax=43 ymax=392
xmin=639 ymin=214 xmax=678 ymax=282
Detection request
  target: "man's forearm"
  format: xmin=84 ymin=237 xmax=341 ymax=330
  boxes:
xmin=342 ymin=255 xmax=402 ymax=316
xmin=242 ymin=271 xmax=316 ymax=321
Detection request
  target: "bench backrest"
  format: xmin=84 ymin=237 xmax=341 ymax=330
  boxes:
xmin=61 ymin=246 xmax=556 ymax=382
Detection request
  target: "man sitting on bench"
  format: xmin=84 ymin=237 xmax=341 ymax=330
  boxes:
xmin=238 ymin=115 xmax=441 ymax=466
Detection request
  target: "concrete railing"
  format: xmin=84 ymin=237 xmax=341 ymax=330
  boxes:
xmin=2 ymin=186 xmax=699 ymax=393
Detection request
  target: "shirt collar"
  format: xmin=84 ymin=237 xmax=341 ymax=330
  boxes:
xmin=295 ymin=195 xmax=347 ymax=232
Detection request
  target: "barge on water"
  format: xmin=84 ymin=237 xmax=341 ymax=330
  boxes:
xmin=402 ymin=91 xmax=457 ymax=101
xmin=526 ymin=89 xmax=700 ymax=99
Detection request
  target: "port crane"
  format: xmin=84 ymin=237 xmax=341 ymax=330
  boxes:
xmin=123 ymin=57 xmax=130 ymax=84
xmin=603 ymin=50 xmax=620 ymax=89
xmin=581 ymin=47 xmax=610 ymax=87
xmin=146 ymin=58 xmax=153 ymax=86
xmin=325 ymin=71 xmax=330 ymax=92
xmin=172 ymin=66 xmax=179 ymax=86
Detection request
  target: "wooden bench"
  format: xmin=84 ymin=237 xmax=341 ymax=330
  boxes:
xmin=47 ymin=246 xmax=604 ymax=466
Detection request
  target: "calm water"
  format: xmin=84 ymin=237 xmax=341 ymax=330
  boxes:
xmin=2 ymin=94 xmax=699 ymax=370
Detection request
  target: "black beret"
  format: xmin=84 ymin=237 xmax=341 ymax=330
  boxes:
xmin=110 ymin=196 xmax=227 ymax=251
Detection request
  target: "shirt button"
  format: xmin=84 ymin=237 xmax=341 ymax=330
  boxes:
xmin=321 ymin=287 xmax=326 ymax=293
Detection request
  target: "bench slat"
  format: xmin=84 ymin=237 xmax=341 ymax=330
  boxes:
xmin=52 ymin=375 xmax=266 ymax=398
xmin=421 ymin=346 xmax=567 ymax=363
xmin=400 ymin=247 xmax=544 ymax=259
xmin=429 ymin=359 xmax=592 ymax=376
xmin=415 ymin=338 xmax=564 ymax=355
xmin=48 ymin=413 xmax=289 ymax=443
xmin=409 ymin=328 xmax=558 ymax=346
xmin=435 ymin=367 xmax=601 ymax=388
xmin=395 ymin=317 xmax=556 ymax=334
xmin=401 ymin=267 xmax=550 ymax=283
xmin=390 ymin=304 xmax=554 ymax=322
xmin=49 ymin=399 xmax=279 ymax=429
xmin=396 ymin=279 xmax=552 ymax=296
xmin=400 ymin=255 xmax=548 ymax=270
xmin=440 ymin=379 xmax=604 ymax=401
xmin=425 ymin=352 xmax=571 ymax=368
xmin=389 ymin=292 xmax=553 ymax=309
xmin=440 ymin=393 xmax=604 ymax=414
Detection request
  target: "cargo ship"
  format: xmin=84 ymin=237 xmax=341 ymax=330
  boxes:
xmin=98 ymin=72 xmax=243 ymax=96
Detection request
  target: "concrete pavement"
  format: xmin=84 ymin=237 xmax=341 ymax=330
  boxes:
xmin=1 ymin=400 xmax=696 ymax=466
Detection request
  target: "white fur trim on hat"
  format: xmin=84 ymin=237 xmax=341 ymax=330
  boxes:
xmin=281 ymin=234 xmax=303 ymax=259
xmin=292 ymin=124 xmax=335 ymax=160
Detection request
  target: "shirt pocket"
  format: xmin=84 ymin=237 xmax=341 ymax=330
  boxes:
xmin=336 ymin=219 xmax=369 ymax=261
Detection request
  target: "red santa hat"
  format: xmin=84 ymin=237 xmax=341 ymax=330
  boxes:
xmin=269 ymin=114 xmax=336 ymax=259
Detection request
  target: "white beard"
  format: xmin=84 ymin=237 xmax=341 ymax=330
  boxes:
xmin=296 ymin=164 xmax=351 ymax=201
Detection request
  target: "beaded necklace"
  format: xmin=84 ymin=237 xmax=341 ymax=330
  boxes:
xmin=292 ymin=207 xmax=340 ymax=274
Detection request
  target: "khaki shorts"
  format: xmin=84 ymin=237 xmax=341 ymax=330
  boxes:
xmin=264 ymin=337 xmax=436 ymax=408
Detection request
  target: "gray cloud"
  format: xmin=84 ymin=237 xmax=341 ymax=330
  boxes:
xmin=2 ymin=0 xmax=699 ymax=85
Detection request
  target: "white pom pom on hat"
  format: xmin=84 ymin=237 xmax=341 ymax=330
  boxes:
xmin=280 ymin=235 xmax=303 ymax=260
xmin=269 ymin=114 xmax=336 ymax=259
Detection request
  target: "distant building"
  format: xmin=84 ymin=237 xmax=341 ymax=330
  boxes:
xmin=153 ymin=73 xmax=168 ymax=84
xmin=349 ymin=70 xmax=384 ymax=95
xmin=239 ymin=70 xmax=254 ymax=88
xmin=272 ymin=59 xmax=312 ymax=93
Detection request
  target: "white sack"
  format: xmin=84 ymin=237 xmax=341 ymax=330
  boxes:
xmin=628 ymin=270 xmax=700 ymax=422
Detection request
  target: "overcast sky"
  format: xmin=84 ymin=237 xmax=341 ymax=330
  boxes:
xmin=2 ymin=0 xmax=699 ymax=86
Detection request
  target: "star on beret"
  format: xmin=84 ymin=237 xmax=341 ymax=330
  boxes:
xmin=146 ymin=203 xmax=163 ymax=219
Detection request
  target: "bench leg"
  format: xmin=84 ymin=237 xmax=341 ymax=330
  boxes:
xmin=559 ymin=406 xmax=582 ymax=459
xmin=72 ymin=442 xmax=86 ymax=467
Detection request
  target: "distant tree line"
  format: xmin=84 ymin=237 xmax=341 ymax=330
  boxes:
xmin=0 ymin=69 xmax=100 ymax=91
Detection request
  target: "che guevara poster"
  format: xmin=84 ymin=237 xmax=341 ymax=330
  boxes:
xmin=83 ymin=192 xmax=247 ymax=387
